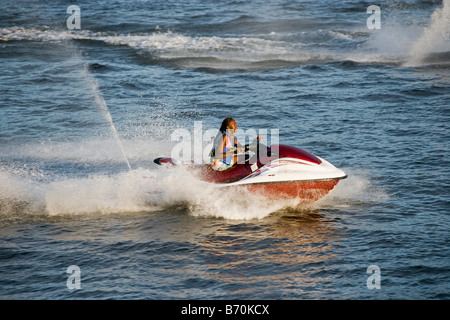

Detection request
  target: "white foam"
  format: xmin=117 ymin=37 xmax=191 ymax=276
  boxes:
xmin=314 ymin=168 xmax=389 ymax=210
xmin=0 ymin=170 xmax=46 ymax=217
xmin=350 ymin=24 xmax=421 ymax=65
xmin=99 ymin=31 xmax=325 ymax=69
xmin=0 ymin=164 xmax=288 ymax=219
xmin=44 ymin=169 xmax=157 ymax=215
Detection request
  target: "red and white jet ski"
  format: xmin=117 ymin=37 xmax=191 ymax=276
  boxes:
xmin=154 ymin=142 xmax=347 ymax=203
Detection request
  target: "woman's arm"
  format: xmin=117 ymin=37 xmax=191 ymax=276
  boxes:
xmin=234 ymin=137 xmax=245 ymax=153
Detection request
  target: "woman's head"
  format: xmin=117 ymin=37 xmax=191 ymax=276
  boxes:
xmin=219 ymin=117 xmax=237 ymax=133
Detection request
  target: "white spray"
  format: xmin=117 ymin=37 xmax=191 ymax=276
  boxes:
xmin=80 ymin=64 xmax=132 ymax=171
xmin=405 ymin=0 xmax=450 ymax=66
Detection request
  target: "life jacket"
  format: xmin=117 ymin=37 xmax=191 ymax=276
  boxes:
xmin=210 ymin=130 xmax=236 ymax=165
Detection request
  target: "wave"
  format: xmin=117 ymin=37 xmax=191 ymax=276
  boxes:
xmin=0 ymin=26 xmax=397 ymax=70
xmin=0 ymin=27 xmax=330 ymax=70
xmin=2 ymin=19 xmax=447 ymax=71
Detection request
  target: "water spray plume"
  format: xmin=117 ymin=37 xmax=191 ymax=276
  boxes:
xmin=405 ymin=0 xmax=450 ymax=66
xmin=81 ymin=65 xmax=132 ymax=171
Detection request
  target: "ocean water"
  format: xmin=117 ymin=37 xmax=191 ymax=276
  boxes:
xmin=0 ymin=0 xmax=449 ymax=300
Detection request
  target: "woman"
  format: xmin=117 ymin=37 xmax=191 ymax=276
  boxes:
xmin=209 ymin=118 xmax=245 ymax=171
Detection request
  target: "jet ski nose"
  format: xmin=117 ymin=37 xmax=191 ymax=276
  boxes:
xmin=154 ymin=157 xmax=177 ymax=166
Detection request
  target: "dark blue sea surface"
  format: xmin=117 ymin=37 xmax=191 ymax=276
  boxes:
xmin=0 ymin=0 xmax=449 ymax=300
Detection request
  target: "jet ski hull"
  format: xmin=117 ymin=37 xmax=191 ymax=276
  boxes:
xmin=154 ymin=144 xmax=346 ymax=203
xmin=236 ymin=179 xmax=340 ymax=202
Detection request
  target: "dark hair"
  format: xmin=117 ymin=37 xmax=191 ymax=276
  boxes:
xmin=219 ymin=117 xmax=235 ymax=132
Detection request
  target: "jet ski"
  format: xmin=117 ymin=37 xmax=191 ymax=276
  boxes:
xmin=154 ymin=141 xmax=347 ymax=203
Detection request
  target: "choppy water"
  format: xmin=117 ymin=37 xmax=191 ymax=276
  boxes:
xmin=0 ymin=0 xmax=449 ymax=300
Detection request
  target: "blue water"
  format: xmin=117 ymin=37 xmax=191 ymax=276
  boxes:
xmin=0 ymin=0 xmax=449 ymax=300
